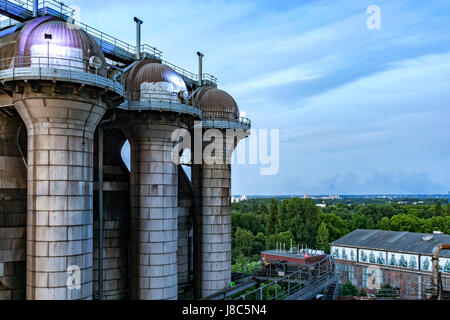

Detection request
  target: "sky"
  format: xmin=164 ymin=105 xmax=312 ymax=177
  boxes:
xmin=66 ymin=0 xmax=450 ymax=195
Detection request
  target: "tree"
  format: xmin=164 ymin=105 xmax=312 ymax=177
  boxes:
xmin=278 ymin=198 xmax=320 ymax=247
xmin=265 ymin=231 xmax=296 ymax=251
xmin=422 ymin=216 xmax=447 ymax=234
xmin=278 ymin=231 xmax=296 ymax=249
xmin=234 ymin=228 xmax=254 ymax=257
xmin=378 ymin=283 xmax=396 ymax=298
xmin=251 ymin=200 xmax=257 ymax=213
xmin=232 ymin=211 xmax=265 ymax=235
xmin=446 ymin=203 xmax=450 ymax=217
xmin=367 ymin=217 xmax=375 ymax=229
xmin=252 ymin=232 xmax=266 ymax=255
xmin=349 ymin=212 xmax=369 ymax=230
xmin=377 ymin=217 xmax=390 ymax=230
xmin=267 ymin=198 xmax=278 ymax=236
xmin=259 ymin=203 xmax=268 ymax=215
xmin=389 ymin=214 xmax=423 ymax=232
xmin=319 ymin=213 xmax=349 ymax=242
xmin=434 ymin=202 xmax=443 ymax=217
xmin=341 ymin=281 xmax=358 ymax=296
xmin=266 ymin=234 xmax=278 ymax=250
xmin=316 ymin=222 xmax=329 ymax=252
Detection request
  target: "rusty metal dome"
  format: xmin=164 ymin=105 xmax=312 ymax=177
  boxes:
xmin=195 ymin=86 xmax=240 ymax=120
xmin=126 ymin=61 xmax=187 ymax=95
xmin=0 ymin=16 xmax=106 ymax=75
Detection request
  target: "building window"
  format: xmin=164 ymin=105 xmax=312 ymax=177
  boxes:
xmin=362 ymin=267 xmax=368 ymax=288
xmin=336 ymin=263 xmax=356 ymax=285
xmin=348 ymin=268 xmax=355 ymax=285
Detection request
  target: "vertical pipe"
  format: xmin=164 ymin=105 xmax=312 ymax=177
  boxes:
xmin=197 ymin=52 xmax=204 ymax=86
xmin=134 ymin=17 xmax=143 ymax=60
xmin=33 ymin=0 xmax=38 ymax=17
xmin=432 ymin=243 xmax=450 ymax=299
xmin=98 ymin=126 xmax=104 ymax=300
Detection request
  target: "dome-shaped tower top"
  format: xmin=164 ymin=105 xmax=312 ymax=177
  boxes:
xmin=24 ymin=19 xmax=104 ymax=61
xmin=0 ymin=16 xmax=106 ymax=75
xmin=126 ymin=61 xmax=187 ymax=98
xmin=195 ymin=86 xmax=240 ymax=121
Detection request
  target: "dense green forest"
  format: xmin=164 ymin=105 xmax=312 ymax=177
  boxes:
xmin=231 ymin=198 xmax=450 ymax=265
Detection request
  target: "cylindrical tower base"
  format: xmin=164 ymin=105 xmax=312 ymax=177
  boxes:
xmin=14 ymin=91 xmax=107 ymax=300
xmin=194 ymin=162 xmax=232 ymax=298
xmin=122 ymin=113 xmax=188 ymax=300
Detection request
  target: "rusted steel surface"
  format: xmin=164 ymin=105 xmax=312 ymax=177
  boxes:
xmin=432 ymin=243 xmax=450 ymax=299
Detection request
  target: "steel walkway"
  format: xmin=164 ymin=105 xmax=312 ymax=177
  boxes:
xmin=0 ymin=0 xmax=217 ymax=87
xmin=204 ymin=256 xmax=339 ymax=301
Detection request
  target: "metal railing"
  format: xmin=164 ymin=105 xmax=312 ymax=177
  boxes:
xmin=38 ymin=0 xmax=74 ymax=19
xmin=121 ymin=91 xmax=202 ymax=117
xmin=232 ymin=262 xmax=262 ymax=282
xmin=0 ymin=55 xmax=119 ymax=77
xmin=237 ymin=117 xmax=251 ymax=126
xmin=0 ymin=0 xmax=218 ymax=85
xmin=140 ymin=44 xmax=163 ymax=59
xmin=201 ymin=73 xmax=218 ymax=84
xmin=236 ymin=257 xmax=335 ymax=300
xmin=0 ymin=0 xmax=33 ymax=15
xmin=202 ymin=116 xmax=252 ymax=130
xmin=0 ymin=55 xmax=123 ymax=95
xmin=158 ymin=57 xmax=218 ymax=85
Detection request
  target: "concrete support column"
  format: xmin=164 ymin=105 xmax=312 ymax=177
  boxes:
xmin=124 ymin=114 xmax=184 ymax=300
xmin=194 ymin=132 xmax=235 ymax=298
xmin=14 ymin=95 xmax=106 ymax=300
xmin=0 ymin=112 xmax=27 ymax=300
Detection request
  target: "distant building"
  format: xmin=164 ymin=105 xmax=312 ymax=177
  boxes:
xmin=331 ymin=229 xmax=450 ymax=299
xmin=231 ymin=195 xmax=247 ymax=203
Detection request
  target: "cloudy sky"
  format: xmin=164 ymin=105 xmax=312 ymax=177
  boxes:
xmin=67 ymin=0 xmax=450 ymax=195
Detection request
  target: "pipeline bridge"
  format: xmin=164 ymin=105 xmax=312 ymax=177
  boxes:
xmin=203 ymin=256 xmax=341 ymax=301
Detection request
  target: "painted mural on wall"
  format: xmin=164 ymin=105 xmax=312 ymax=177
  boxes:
xmin=421 ymin=256 xmax=450 ymax=273
xmin=331 ymin=246 xmax=357 ymax=262
xmin=387 ymin=252 xmax=418 ymax=270
xmin=359 ymin=249 xmax=386 ymax=265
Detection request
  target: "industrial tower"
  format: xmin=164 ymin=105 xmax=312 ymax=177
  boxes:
xmin=0 ymin=1 xmax=251 ymax=300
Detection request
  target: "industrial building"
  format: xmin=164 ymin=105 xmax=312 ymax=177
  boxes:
xmin=0 ymin=1 xmax=250 ymax=300
xmin=331 ymin=229 xmax=450 ymax=299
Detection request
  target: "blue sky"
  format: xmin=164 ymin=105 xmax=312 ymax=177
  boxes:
xmin=67 ymin=0 xmax=450 ymax=195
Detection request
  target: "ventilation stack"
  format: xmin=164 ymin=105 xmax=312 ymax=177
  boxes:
xmin=192 ymin=87 xmax=250 ymax=298
xmin=1 ymin=16 xmax=123 ymax=299
xmin=118 ymin=60 xmax=201 ymax=300
xmin=0 ymin=108 xmax=27 ymax=300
